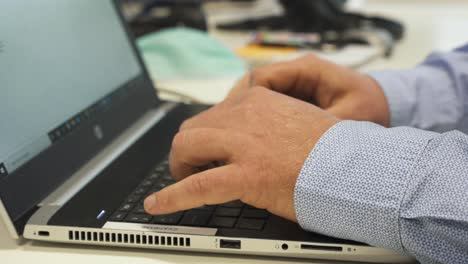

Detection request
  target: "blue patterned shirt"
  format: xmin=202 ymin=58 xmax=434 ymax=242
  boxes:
xmin=294 ymin=45 xmax=468 ymax=264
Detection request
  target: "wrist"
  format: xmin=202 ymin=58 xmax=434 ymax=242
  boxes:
xmin=359 ymin=74 xmax=391 ymax=127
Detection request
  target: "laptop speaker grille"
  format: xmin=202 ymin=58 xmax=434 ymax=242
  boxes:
xmin=68 ymin=230 xmax=191 ymax=247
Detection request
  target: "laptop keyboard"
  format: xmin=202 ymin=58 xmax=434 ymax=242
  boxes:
xmin=109 ymin=158 xmax=269 ymax=231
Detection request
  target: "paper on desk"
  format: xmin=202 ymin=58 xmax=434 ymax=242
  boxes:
xmin=155 ymin=77 xmax=240 ymax=105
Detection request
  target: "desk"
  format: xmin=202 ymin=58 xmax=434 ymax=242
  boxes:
xmin=2 ymin=1 xmax=467 ymax=263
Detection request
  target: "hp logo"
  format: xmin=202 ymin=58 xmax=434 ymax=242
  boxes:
xmin=93 ymin=125 xmax=104 ymax=140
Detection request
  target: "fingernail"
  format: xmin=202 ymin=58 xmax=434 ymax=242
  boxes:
xmin=144 ymin=195 xmax=157 ymax=213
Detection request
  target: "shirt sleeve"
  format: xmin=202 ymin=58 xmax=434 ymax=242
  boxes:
xmin=294 ymin=121 xmax=468 ymax=264
xmin=368 ymin=44 xmax=468 ymax=133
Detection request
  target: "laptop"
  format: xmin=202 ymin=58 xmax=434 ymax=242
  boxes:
xmin=0 ymin=1 xmax=412 ymax=263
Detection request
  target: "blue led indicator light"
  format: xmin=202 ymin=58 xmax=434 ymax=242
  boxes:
xmin=96 ymin=210 xmax=106 ymax=219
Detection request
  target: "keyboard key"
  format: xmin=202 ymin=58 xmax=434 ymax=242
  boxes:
xmin=133 ymin=187 xmax=148 ymax=195
xmin=165 ymin=178 xmax=176 ymax=184
xmin=153 ymin=212 xmax=183 ymax=225
xmin=237 ymin=218 xmax=265 ymax=230
xmin=161 ymin=174 xmax=173 ymax=180
xmin=215 ymin=207 xmax=241 ymax=217
xmin=126 ymin=214 xmax=152 ymax=223
xmin=221 ymin=200 xmax=244 ymax=208
xmin=118 ymin=203 xmax=134 ymax=212
xmin=126 ymin=195 xmax=141 ymax=203
xmin=147 ymin=173 xmax=160 ymax=180
xmin=242 ymin=209 xmax=269 ymax=219
xmin=153 ymin=182 xmax=166 ymax=189
xmin=208 ymin=216 xmax=237 ymax=228
xmin=147 ymin=188 xmax=162 ymax=194
xmin=110 ymin=212 xmax=127 ymax=221
xmin=140 ymin=179 xmax=154 ymax=187
xmin=194 ymin=205 xmax=216 ymax=212
xmin=132 ymin=204 xmax=146 ymax=214
xmin=160 ymin=159 xmax=169 ymax=166
xmin=154 ymin=166 xmax=165 ymax=173
xmin=180 ymin=211 xmax=211 ymax=227
xmin=154 ymin=179 xmax=173 ymax=189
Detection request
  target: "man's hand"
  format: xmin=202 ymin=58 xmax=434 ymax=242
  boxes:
xmin=144 ymin=87 xmax=338 ymax=222
xmin=229 ymin=54 xmax=391 ymax=127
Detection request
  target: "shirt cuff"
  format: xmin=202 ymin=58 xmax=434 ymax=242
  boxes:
xmin=294 ymin=120 xmax=437 ymax=253
xmin=368 ymin=70 xmax=416 ymax=128
xmin=368 ymin=60 xmax=461 ymax=131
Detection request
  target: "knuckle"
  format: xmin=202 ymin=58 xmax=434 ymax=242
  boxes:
xmin=190 ymin=174 xmax=209 ymax=196
xmin=172 ymin=131 xmax=189 ymax=151
xmin=251 ymin=85 xmax=266 ymax=93
xmin=154 ymin=191 xmax=170 ymax=211
xmin=229 ymin=133 xmax=251 ymax=159
xmin=179 ymin=119 xmax=194 ymax=131
xmin=250 ymin=68 xmax=267 ymax=80
xmin=301 ymin=53 xmax=319 ymax=62
xmin=245 ymin=85 xmax=263 ymax=97
xmin=244 ymin=86 xmax=268 ymax=103
xmin=168 ymin=150 xmax=187 ymax=181
xmin=250 ymin=67 xmax=274 ymax=86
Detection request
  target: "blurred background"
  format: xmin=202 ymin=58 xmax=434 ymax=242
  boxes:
xmin=118 ymin=0 xmax=468 ymax=104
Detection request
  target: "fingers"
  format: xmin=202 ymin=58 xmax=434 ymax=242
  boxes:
xmin=178 ymin=101 xmax=236 ymax=131
xmin=178 ymin=109 xmax=219 ymax=131
xmin=144 ymin=165 xmax=245 ymax=215
xmin=251 ymin=61 xmax=310 ymax=98
xmin=227 ymin=73 xmax=257 ymax=99
xmin=169 ymin=128 xmax=244 ymax=181
xmin=228 ymin=55 xmax=325 ymax=101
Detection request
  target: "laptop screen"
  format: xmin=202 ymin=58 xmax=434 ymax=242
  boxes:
xmin=0 ymin=0 xmax=157 ymax=231
xmin=0 ymin=1 xmax=141 ymax=177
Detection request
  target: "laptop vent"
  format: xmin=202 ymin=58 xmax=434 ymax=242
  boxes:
xmin=68 ymin=230 xmax=191 ymax=247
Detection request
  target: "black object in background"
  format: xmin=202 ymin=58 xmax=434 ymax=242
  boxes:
xmin=217 ymin=0 xmax=404 ymax=42
xmin=121 ymin=0 xmax=208 ymax=37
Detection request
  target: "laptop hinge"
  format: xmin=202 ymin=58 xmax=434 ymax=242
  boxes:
xmin=38 ymin=102 xmax=178 ymax=207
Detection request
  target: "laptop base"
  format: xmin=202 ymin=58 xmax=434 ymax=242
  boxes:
xmin=24 ymin=103 xmax=413 ymax=263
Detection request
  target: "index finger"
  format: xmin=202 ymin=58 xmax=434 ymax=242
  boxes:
xmin=144 ymin=165 xmax=245 ymax=215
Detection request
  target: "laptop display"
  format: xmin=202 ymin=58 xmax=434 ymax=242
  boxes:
xmin=0 ymin=0 xmax=156 ymax=230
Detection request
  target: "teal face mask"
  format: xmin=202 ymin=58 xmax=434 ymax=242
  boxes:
xmin=137 ymin=27 xmax=246 ymax=81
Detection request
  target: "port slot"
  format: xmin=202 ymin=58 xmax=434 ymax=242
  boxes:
xmin=220 ymin=239 xmax=241 ymax=249
xmin=38 ymin=231 xmax=50 ymax=237
xmin=301 ymin=244 xmax=342 ymax=252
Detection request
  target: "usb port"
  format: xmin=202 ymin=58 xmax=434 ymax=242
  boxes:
xmin=220 ymin=239 xmax=241 ymax=249
xmin=38 ymin=231 xmax=50 ymax=237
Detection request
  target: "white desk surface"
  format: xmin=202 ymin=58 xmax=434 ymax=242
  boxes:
xmin=2 ymin=1 xmax=467 ymax=263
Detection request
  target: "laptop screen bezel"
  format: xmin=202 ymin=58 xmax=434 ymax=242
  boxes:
xmin=0 ymin=0 xmax=162 ymax=236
